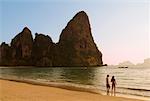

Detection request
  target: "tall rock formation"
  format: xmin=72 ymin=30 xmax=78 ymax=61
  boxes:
xmin=58 ymin=11 xmax=103 ymax=66
xmin=0 ymin=11 xmax=103 ymax=67
xmin=10 ymin=27 xmax=33 ymax=65
xmin=0 ymin=42 xmax=12 ymax=66
xmin=32 ymin=33 xmax=55 ymax=66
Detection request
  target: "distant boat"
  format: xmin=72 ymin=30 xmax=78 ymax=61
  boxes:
xmin=118 ymin=66 xmax=128 ymax=68
xmin=102 ymin=64 xmax=108 ymax=66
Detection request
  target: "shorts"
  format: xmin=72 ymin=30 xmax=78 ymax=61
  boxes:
xmin=107 ymin=84 xmax=110 ymax=88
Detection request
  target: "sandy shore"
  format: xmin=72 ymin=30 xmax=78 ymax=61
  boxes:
xmin=0 ymin=79 xmax=143 ymax=101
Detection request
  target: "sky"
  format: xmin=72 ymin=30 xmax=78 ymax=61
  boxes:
xmin=0 ymin=0 xmax=149 ymax=65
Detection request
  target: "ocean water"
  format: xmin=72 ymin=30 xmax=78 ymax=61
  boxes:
xmin=0 ymin=66 xmax=150 ymax=100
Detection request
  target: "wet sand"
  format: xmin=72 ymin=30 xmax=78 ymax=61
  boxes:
xmin=0 ymin=79 xmax=143 ymax=101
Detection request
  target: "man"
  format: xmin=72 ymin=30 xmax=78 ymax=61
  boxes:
xmin=106 ymin=75 xmax=110 ymax=95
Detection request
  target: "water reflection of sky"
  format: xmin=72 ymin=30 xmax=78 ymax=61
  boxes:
xmin=0 ymin=67 xmax=150 ymax=97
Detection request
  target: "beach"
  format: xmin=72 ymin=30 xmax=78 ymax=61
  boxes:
xmin=0 ymin=79 xmax=143 ymax=101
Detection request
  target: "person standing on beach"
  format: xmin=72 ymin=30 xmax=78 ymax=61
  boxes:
xmin=106 ymin=75 xmax=110 ymax=95
xmin=111 ymin=76 xmax=116 ymax=96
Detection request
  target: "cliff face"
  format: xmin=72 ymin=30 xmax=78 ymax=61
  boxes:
xmin=58 ymin=11 xmax=102 ymax=66
xmin=0 ymin=11 xmax=103 ymax=67
xmin=0 ymin=42 xmax=12 ymax=66
xmin=32 ymin=33 xmax=54 ymax=66
xmin=10 ymin=27 xmax=33 ymax=65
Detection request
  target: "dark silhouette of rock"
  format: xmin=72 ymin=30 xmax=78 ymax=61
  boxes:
xmin=58 ymin=11 xmax=103 ymax=66
xmin=32 ymin=33 xmax=54 ymax=66
xmin=10 ymin=27 xmax=33 ymax=65
xmin=0 ymin=42 xmax=12 ymax=66
xmin=0 ymin=11 xmax=103 ymax=67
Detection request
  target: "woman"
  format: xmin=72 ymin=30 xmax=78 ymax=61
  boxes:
xmin=111 ymin=76 xmax=116 ymax=96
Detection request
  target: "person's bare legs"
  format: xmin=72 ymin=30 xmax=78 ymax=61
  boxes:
xmin=106 ymin=87 xmax=110 ymax=95
xmin=111 ymin=85 xmax=116 ymax=96
xmin=114 ymin=85 xmax=116 ymax=96
xmin=107 ymin=88 xmax=108 ymax=95
xmin=111 ymin=85 xmax=113 ymax=96
xmin=108 ymin=87 xmax=110 ymax=95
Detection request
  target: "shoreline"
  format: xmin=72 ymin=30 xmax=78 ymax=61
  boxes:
xmin=0 ymin=77 xmax=149 ymax=100
xmin=0 ymin=78 xmax=99 ymax=94
xmin=0 ymin=78 xmax=146 ymax=101
xmin=0 ymin=65 xmax=103 ymax=68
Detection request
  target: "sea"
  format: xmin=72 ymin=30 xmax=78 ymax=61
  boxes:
xmin=0 ymin=66 xmax=150 ymax=101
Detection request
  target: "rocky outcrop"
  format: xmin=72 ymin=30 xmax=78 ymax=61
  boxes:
xmin=32 ymin=33 xmax=54 ymax=66
xmin=10 ymin=27 xmax=33 ymax=65
xmin=0 ymin=11 xmax=103 ymax=67
xmin=58 ymin=11 xmax=103 ymax=66
xmin=0 ymin=42 xmax=12 ymax=66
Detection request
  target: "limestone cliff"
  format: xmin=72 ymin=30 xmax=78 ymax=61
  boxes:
xmin=32 ymin=33 xmax=55 ymax=66
xmin=58 ymin=11 xmax=103 ymax=66
xmin=10 ymin=27 xmax=33 ymax=65
xmin=0 ymin=11 xmax=103 ymax=67
xmin=0 ymin=42 xmax=12 ymax=66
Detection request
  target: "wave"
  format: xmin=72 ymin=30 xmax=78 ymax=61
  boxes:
xmin=115 ymin=86 xmax=150 ymax=92
xmin=126 ymin=88 xmax=150 ymax=92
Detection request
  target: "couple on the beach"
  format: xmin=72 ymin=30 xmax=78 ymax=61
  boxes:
xmin=106 ymin=75 xmax=116 ymax=96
